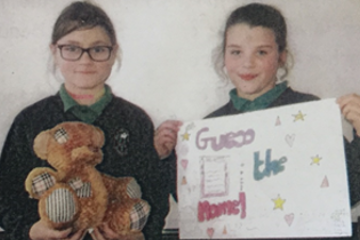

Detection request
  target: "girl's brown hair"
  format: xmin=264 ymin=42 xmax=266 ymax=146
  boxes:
xmin=51 ymin=1 xmax=117 ymax=45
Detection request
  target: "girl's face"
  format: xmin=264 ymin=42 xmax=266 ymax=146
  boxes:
xmin=224 ymin=23 xmax=286 ymax=100
xmin=51 ymin=26 xmax=118 ymax=93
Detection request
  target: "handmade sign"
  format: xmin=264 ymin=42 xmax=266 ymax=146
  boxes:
xmin=176 ymin=99 xmax=351 ymax=239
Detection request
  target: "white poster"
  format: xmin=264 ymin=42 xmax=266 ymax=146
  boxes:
xmin=176 ymin=99 xmax=351 ymax=239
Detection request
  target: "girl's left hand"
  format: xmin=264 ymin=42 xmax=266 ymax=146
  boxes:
xmin=337 ymin=94 xmax=360 ymax=136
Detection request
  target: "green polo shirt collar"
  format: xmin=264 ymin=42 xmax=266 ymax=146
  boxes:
xmin=230 ymin=81 xmax=288 ymax=112
xmin=59 ymin=84 xmax=113 ymax=123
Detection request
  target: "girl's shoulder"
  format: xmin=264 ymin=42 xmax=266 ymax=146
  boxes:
xmin=7 ymin=94 xmax=63 ymax=138
xmin=18 ymin=94 xmax=62 ymax=118
xmin=108 ymin=95 xmax=152 ymax=121
xmin=204 ymin=87 xmax=321 ymax=119
xmin=271 ymin=87 xmax=320 ymax=107
xmin=205 ymin=101 xmax=236 ymax=119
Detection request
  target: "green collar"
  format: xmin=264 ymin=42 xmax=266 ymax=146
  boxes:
xmin=59 ymin=84 xmax=113 ymax=123
xmin=230 ymin=81 xmax=288 ymax=112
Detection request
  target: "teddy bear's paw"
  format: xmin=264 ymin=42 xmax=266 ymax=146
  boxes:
xmin=127 ymin=178 xmax=142 ymax=199
xmin=40 ymin=186 xmax=79 ymax=225
xmin=30 ymin=172 xmax=57 ymax=198
xmin=129 ymin=201 xmax=151 ymax=231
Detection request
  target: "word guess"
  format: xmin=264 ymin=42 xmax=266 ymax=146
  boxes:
xmin=253 ymin=149 xmax=287 ymax=181
xmin=198 ymin=192 xmax=246 ymax=222
xmin=196 ymin=127 xmax=255 ymax=151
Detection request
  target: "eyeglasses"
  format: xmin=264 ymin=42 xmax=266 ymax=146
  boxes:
xmin=57 ymin=45 xmax=113 ymax=62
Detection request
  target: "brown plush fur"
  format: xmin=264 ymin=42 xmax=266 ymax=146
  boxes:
xmin=24 ymin=122 xmax=149 ymax=236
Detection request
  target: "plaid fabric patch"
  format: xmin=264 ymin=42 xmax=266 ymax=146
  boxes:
xmin=68 ymin=178 xmax=83 ymax=190
xmin=46 ymin=188 xmax=76 ymax=223
xmin=127 ymin=178 xmax=141 ymax=199
xmin=31 ymin=172 xmax=56 ymax=197
xmin=68 ymin=178 xmax=91 ymax=198
xmin=130 ymin=201 xmax=150 ymax=230
xmin=76 ymin=182 xmax=91 ymax=198
xmin=54 ymin=127 xmax=68 ymax=144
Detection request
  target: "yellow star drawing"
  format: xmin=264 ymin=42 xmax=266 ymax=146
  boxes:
xmin=181 ymin=132 xmax=190 ymax=141
xmin=311 ymin=155 xmax=322 ymax=165
xmin=293 ymin=111 xmax=306 ymax=122
xmin=272 ymin=195 xmax=286 ymax=210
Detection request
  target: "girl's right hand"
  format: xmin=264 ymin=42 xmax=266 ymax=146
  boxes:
xmin=154 ymin=120 xmax=183 ymax=159
xmin=29 ymin=220 xmax=84 ymax=240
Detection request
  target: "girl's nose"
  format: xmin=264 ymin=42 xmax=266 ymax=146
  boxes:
xmin=243 ymin=54 xmax=255 ymax=68
xmin=79 ymin=51 xmax=93 ymax=63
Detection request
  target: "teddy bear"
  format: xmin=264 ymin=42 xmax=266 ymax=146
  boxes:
xmin=24 ymin=121 xmax=150 ymax=238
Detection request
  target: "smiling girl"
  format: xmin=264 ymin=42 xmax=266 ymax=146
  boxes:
xmin=155 ymin=3 xmax=360 ymax=240
xmin=0 ymin=2 xmax=168 ymax=240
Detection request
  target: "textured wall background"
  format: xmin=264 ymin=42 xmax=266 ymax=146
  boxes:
xmin=0 ymin=0 xmax=360 ymax=231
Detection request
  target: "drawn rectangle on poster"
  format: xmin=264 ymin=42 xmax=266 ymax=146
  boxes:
xmin=176 ymin=99 xmax=351 ymax=239
xmin=201 ymin=156 xmax=229 ymax=198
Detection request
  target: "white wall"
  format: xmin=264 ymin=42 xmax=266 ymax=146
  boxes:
xmin=1 ymin=0 xmax=360 ymax=231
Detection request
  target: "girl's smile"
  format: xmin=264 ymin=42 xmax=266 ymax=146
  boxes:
xmin=238 ymin=74 xmax=258 ymax=81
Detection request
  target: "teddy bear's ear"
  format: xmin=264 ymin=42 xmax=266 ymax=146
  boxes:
xmin=93 ymin=126 xmax=105 ymax=147
xmin=33 ymin=130 xmax=51 ymax=160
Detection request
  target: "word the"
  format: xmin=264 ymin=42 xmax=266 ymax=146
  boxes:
xmin=198 ymin=192 xmax=246 ymax=222
xmin=254 ymin=149 xmax=287 ymax=181
xmin=196 ymin=127 xmax=255 ymax=151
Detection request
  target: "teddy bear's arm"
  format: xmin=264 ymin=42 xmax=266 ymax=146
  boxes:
xmin=25 ymin=167 xmax=59 ymax=199
xmin=101 ymin=174 xmax=143 ymax=200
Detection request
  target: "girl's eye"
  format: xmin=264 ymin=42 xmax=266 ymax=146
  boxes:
xmin=258 ymin=50 xmax=267 ymax=56
xmin=64 ymin=45 xmax=80 ymax=52
xmin=93 ymin=46 xmax=106 ymax=53
xmin=230 ymin=50 xmax=241 ymax=55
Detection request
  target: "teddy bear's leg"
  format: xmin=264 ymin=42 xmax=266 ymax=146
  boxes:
xmin=128 ymin=200 xmax=151 ymax=232
xmin=104 ymin=199 xmax=151 ymax=236
xmin=25 ymin=167 xmax=59 ymax=199
xmin=39 ymin=184 xmax=80 ymax=230
xmin=102 ymin=175 xmax=142 ymax=200
xmin=126 ymin=178 xmax=142 ymax=199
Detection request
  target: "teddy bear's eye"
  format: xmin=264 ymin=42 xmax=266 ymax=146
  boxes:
xmin=54 ymin=128 xmax=69 ymax=144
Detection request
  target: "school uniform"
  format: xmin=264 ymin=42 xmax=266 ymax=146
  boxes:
xmin=0 ymin=85 xmax=169 ymax=240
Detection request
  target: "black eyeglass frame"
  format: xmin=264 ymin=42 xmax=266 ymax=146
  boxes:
xmin=57 ymin=45 xmax=114 ymax=62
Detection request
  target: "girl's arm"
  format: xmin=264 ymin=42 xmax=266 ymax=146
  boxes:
xmin=338 ymin=94 xmax=360 ymax=206
xmin=131 ymin=114 xmax=170 ymax=240
xmin=0 ymin=112 xmax=41 ymax=239
xmin=338 ymin=94 xmax=360 ymax=136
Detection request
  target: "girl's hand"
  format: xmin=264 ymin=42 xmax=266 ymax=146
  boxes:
xmin=91 ymin=224 xmax=144 ymax=240
xmin=154 ymin=120 xmax=183 ymax=159
xmin=29 ymin=220 xmax=84 ymax=240
xmin=337 ymin=94 xmax=360 ymax=136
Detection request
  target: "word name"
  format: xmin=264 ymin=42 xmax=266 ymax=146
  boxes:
xmin=196 ymin=127 xmax=255 ymax=151
xmin=254 ymin=149 xmax=287 ymax=181
xmin=198 ymin=192 xmax=246 ymax=222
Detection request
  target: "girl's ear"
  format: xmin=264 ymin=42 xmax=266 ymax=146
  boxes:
xmin=49 ymin=44 xmax=59 ymax=66
xmin=110 ymin=43 xmax=120 ymax=66
xmin=49 ymin=44 xmax=56 ymax=56
xmin=112 ymin=44 xmax=119 ymax=54
xmin=279 ymin=50 xmax=287 ymax=67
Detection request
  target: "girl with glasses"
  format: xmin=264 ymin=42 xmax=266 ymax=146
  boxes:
xmin=0 ymin=1 xmax=168 ymax=240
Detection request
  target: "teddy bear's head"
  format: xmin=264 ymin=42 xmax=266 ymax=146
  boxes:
xmin=33 ymin=122 xmax=105 ymax=170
